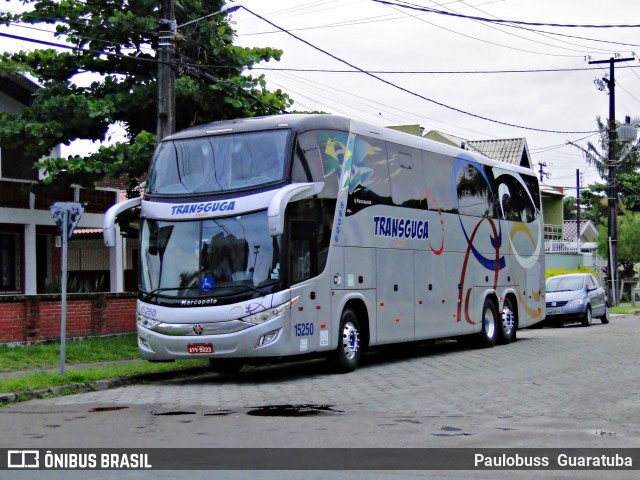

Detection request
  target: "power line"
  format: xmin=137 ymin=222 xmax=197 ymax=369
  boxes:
xmin=452 ymin=0 xmax=622 ymax=55
xmin=375 ymin=0 xmax=640 ymax=28
xmin=239 ymin=5 xmax=597 ymax=135
xmin=238 ymin=5 xmax=640 ymax=50
xmin=378 ymin=1 xmax=585 ymax=58
xmin=250 ymin=65 xmax=640 ymax=75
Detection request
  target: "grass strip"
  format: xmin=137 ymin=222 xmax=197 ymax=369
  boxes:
xmin=610 ymin=305 xmax=640 ymax=315
xmin=0 ymin=359 xmax=209 ymax=395
xmin=0 ymin=334 xmax=140 ymax=372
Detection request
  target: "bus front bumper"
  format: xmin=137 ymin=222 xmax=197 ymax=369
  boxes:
xmin=136 ymin=316 xmax=291 ymax=361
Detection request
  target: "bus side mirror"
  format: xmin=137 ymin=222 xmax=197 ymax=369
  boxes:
xmin=267 ymin=182 xmax=324 ymax=236
xmin=103 ymin=197 xmax=143 ymax=246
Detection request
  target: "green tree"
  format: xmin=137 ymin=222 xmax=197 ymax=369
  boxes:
xmin=597 ymin=210 xmax=640 ymax=279
xmin=563 ymin=196 xmax=576 ymax=220
xmin=578 ymin=188 xmax=607 ymax=224
xmin=0 ymin=0 xmax=293 ymax=193
xmin=570 ymin=116 xmax=640 ymax=213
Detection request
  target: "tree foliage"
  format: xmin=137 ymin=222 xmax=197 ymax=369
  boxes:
xmin=570 ymin=116 xmax=640 ymax=214
xmin=0 ymin=0 xmax=293 ymax=192
xmin=597 ymin=210 xmax=640 ymax=278
xmin=563 ymin=196 xmax=576 ymax=220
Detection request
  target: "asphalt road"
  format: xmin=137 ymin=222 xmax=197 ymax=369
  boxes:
xmin=2 ymin=314 xmax=639 ymax=479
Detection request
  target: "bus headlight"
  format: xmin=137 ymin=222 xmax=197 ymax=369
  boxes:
xmin=242 ymin=296 xmax=299 ymax=325
xmin=138 ymin=315 xmax=161 ymax=329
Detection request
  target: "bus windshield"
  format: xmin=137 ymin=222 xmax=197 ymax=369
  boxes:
xmin=147 ymin=130 xmax=290 ymax=195
xmin=140 ymin=211 xmax=281 ymax=299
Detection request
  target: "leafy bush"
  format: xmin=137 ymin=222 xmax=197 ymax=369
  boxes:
xmin=42 ymin=275 xmax=106 ymax=294
xmin=545 ymin=266 xmax=597 ymax=279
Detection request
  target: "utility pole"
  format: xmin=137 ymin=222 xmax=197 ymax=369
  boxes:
xmin=589 ymin=56 xmax=634 ymax=305
xmin=158 ymin=0 xmax=176 ymax=142
xmin=537 ymin=161 xmax=548 ymax=183
xmin=576 ymin=169 xmax=581 ymax=255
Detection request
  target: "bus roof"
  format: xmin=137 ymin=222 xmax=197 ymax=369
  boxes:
xmin=163 ymin=113 xmax=537 ymax=178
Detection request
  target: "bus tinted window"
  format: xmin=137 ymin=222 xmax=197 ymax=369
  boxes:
xmin=523 ymin=174 xmax=541 ymax=213
xmin=387 ymin=143 xmax=427 ymax=210
xmin=493 ymin=169 xmax=539 ymax=223
xmin=346 ymin=135 xmax=391 ymax=215
xmin=456 ymin=160 xmax=494 ymax=217
xmin=295 ymin=130 xmax=347 ymax=198
xmin=147 ymin=130 xmax=290 ymax=194
xmin=422 ymin=151 xmax=456 ymax=213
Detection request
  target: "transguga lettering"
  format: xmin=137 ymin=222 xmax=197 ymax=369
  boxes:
xmin=373 ymin=216 xmax=429 ymax=240
xmin=171 ymin=201 xmax=235 ymax=215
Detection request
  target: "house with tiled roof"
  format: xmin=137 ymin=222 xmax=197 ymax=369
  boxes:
xmin=464 ymin=138 xmax=532 ymax=169
xmin=0 ymin=73 xmax=135 ymax=296
xmin=563 ymin=219 xmax=599 ymax=252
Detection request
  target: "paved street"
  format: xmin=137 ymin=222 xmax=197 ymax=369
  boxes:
xmin=2 ymin=314 xmax=640 ymax=478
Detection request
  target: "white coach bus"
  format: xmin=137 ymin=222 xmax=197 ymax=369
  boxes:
xmin=104 ymin=114 xmax=545 ymax=373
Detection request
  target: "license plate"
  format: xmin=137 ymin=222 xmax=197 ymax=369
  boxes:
xmin=547 ymin=308 xmax=562 ymax=315
xmin=187 ymin=343 xmax=213 ymax=354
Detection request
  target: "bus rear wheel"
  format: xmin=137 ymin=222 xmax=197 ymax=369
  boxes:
xmin=209 ymin=358 xmax=244 ymax=375
xmin=498 ymin=297 xmax=517 ymax=344
xmin=327 ymin=308 xmax=362 ymax=373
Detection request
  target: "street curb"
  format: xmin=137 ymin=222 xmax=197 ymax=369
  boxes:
xmin=0 ymin=366 xmax=209 ymax=406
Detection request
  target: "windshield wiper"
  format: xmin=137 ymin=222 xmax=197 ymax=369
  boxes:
xmin=142 ymin=286 xmax=198 ymax=302
xmin=239 ymin=281 xmax=279 ymax=296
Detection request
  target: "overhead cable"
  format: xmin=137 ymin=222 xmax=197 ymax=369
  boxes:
xmin=374 ymin=0 xmax=640 ymax=28
xmin=239 ymin=5 xmax=597 ymax=134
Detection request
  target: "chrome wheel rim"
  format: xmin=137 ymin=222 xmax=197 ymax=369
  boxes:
xmin=586 ymin=308 xmax=592 ymax=325
xmin=484 ymin=307 xmax=496 ymax=338
xmin=502 ymin=306 xmax=514 ymax=336
xmin=341 ymin=321 xmax=359 ymax=360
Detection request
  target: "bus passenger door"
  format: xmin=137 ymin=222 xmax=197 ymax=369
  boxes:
xmin=288 ymin=220 xmax=321 ymax=354
xmin=376 ymin=249 xmax=415 ymax=344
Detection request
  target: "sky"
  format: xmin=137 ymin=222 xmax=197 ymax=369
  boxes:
xmin=2 ymin=0 xmax=640 ymax=193
xmin=228 ymin=0 xmax=640 ymax=193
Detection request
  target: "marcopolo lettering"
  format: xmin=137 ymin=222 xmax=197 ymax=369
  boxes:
xmin=373 ymin=216 xmax=429 ymax=240
xmin=171 ymin=201 xmax=235 ymax=215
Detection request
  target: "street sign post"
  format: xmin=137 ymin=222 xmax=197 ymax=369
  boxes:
xmin=49 ymin=202 xmax=86 ymax=375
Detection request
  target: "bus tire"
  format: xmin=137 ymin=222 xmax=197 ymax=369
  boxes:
xmin=327 ymin=308 xmax=362 ymax=373
xmin=477 ymin=298 xmax=498 ymax=348
xmin=498 ymin=297 xmax=517 ymax=344
xmin=209 ymin=358 xmax=244 ymax=375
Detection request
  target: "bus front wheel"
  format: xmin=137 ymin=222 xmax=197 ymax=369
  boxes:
xmin=476 ymin=298 xmax=498 ymax=348
xmin=327 ymin=308 xmax=362 ymax=373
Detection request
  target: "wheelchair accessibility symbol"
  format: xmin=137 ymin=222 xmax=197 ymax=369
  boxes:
xmin=200 ymin=276 xmax=214 ymax=292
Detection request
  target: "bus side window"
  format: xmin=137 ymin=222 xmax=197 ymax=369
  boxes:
xmin=295 ymin=130 xmax=346 ymax=198
xmin=345 ymin=135 xmax=391 ymax=216
xmin=493 ymin=171 xmax=539 ymax=223
xmin=387 ymin=143 xmax=427 ymax=210
xmin=456 ymin=162 xmax=494 ymax=217
xmin=422 ymin=151 xmax=456 ymax=213
xmin=288 ymin=220 xmax=318 ymax=284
